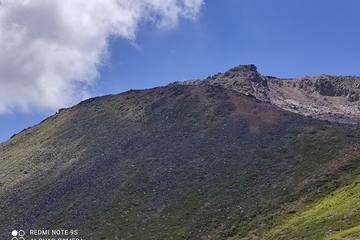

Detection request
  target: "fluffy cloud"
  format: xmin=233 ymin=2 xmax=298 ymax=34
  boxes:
xmin=0 ymin=0 xmax=203 ymax=113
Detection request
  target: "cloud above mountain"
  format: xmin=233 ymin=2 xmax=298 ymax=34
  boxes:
xmin=0 ymin=0 xmax=203 ymax=113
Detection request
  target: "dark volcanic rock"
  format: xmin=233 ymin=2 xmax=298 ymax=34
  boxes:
xmin=315 ymin=79 xmax=337 ymax=96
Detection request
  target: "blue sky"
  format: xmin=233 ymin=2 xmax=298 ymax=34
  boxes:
xmin=1 ymin=0 xmax=360 ymax=142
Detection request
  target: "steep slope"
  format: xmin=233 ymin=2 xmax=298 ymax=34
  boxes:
xmin=0 ymin=67 xmax=360 ymax=240
xmin=262 ymin=173 xmax=360 ymax=240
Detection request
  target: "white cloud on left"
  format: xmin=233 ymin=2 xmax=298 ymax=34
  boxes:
xmin=0 ymin=0 xmax=204 ymax=113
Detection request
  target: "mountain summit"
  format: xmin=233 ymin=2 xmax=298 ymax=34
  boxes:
xmin=176 ymin=64 xmax=360 ymax=124
xmin=1 ymin=65 xmax=360 ymax=240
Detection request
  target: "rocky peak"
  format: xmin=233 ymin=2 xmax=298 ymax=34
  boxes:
xmin=228 ymin=64 xmax=258 ymax=74
xmin=222 ymin=64 xmax=262 ymax=82
xmin=174 ymin=64 xmax=270 ymax=102
xmin=174 ymin=64 xmax=360 ymax=124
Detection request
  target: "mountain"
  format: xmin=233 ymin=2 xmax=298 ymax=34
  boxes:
xmin=0 ymin=65 xmax=360 ymax=240
xmin=175 ymin=64 xmax=360 ymax=124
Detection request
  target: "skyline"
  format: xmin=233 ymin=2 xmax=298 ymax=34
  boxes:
xmin=1 ymin=0 xmax=360 ymax=142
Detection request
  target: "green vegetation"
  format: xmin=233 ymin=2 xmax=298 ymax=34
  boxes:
xmin=263 ymin=173 xmax=360 ymax=240
xmin=328 ymin=224 xmax=360 ymax=240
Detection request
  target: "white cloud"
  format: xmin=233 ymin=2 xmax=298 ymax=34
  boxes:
xmin=0 ymin=0 xmax=204 ymax=113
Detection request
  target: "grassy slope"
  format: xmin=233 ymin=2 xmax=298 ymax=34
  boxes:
xmin=261 ymin=172 xmax=360 ymax=240
xmin=236 ymin=128 xmax=360 ymax=240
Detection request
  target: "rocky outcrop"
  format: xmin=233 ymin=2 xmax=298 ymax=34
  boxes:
xmin=175 ymin=65 xmax=360 ymax=124
xmin=268 ymin=76 xmax=360 ymax=124
xmin=173 ymin=64 xmax=270 ymax=102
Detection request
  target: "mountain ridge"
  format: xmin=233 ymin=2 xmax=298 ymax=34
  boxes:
xmin=174 ymin=64 xmax=360 ymax=124
xmin=1 ymin=65 xmax=360 ymax=240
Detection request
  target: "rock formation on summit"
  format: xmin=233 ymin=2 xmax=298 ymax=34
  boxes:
xmin=175 ymin=64 xmax=360 ymax=124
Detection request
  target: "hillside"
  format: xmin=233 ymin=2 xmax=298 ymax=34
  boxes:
xmin=1 ymin=65 xmax=360 ymax=240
